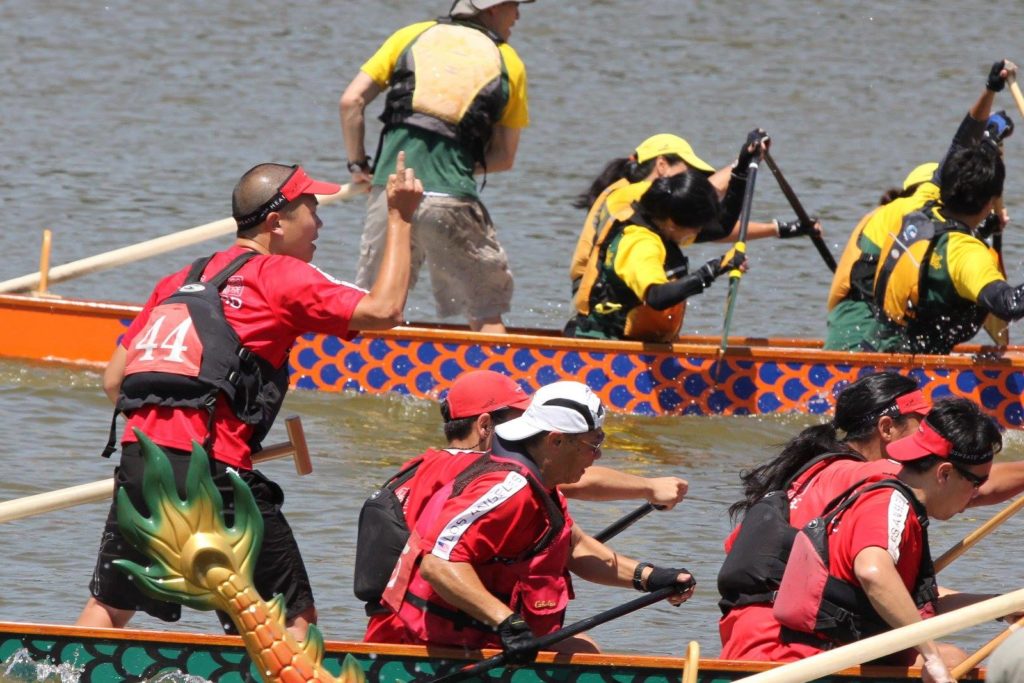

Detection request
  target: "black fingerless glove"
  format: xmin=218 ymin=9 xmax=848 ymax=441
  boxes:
xmin=987 ymin=60 xmax=1007 ymax=92
xmin=645 ymin=565 xmax=697 ymax=593
xmin=735 ymin=128 xmax=768 ymax=172
xmin=775 ymin=217 xmax=818 ymax=239
xmin=717 ymin=249 xmax=747 ymax=275
xmin=497 ymin=613 xmax=538 ymax=665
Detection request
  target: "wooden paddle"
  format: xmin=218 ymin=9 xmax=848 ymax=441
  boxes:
xmin=593 ymin=502 xmax=665 ymax=543
xmin=683 ymin=640 xmax=700 ymax=683
xmin=719 ymin=145 xmax=763 ymax=357
xmin=933 ymin=494 xmax=1024 ymax=572
xmin=0 ymin=183 xmax=368 ymax=295
xmin=1009 ymin=78 xmax=1024 ymax=121
xmin=0 ymin=415 xmax=312 ymax=524
xmin=762 ymin=150 xmax=838 ymax=272
xmin=951 ymin=614 xmax=1024 ymax=679
xmin=733 ymin=586 xmax=1024 ymax=683
xmin=425 ymin=585 xmax=684 ymax=683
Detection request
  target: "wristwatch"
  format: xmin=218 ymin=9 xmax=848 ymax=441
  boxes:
xmin=347 ymin=157 xmax=372 ymax=174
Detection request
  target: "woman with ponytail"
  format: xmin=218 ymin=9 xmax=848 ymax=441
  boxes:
xmin=719 ymin=371 xmax=928 ymax=660
xmin=568 ymin=133 xmax=815 ymax=301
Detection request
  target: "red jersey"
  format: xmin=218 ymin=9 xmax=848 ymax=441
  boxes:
xmin=120 ymin=246 xmax=365 ymax=468
xmin=720 ymin=457 xmax=903 ymax=661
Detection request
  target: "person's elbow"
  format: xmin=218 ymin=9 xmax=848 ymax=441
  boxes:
xmin=420 ymin=554 xmax=446 ymax=586
xmin=854 ymin=560 xmax=887 ymax=594
xmin=340 ymin=88 xmax=365 ymax=117
xmin=102 ymin=375 xmax=121 ymax=404
xmin=351 ymin=295 xmax=406 ymax=331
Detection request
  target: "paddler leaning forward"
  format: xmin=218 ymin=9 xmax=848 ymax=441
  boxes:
xmin=370 ymin=381 xmax=695 ymax=659
xmin=565 ymin=132 xmax=769 ymax=341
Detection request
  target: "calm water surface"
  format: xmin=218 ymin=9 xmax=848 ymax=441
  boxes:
xmin=2 ymin=0 xmax=1024 ymax=665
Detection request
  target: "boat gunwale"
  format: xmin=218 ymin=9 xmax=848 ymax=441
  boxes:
xmin=2 ymin=292 xmax=1020 ymax=372
xmin=0 ymin=619 xmax=963 ymax=680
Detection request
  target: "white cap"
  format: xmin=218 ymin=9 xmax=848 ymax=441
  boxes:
xmin=495 ymin=381 xmax=605 ymax=442
xmin=449 ymin=0 xmax=534 ymax=18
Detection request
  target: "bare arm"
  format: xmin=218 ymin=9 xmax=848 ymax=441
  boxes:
xmin=420 ymin=554 xmax=513 ymax=627
xmin=854 ymin=547 xmax=948 ymax=672
xmin=559 ymin=465 xmax=688 ymax=509
xmin=339 ymin=72 xmax=383 ymax=184
xmin=349 ymin=152 xmax=422 ymax=330
xmin=103 ymin=345 xmax=128 ymax=404
xmin=478 ymin=125 xmax=521 ymax=174
xmin=567 ymin=524 xmax=694 ymax=605
xmin=970 ymin=461 xmax=1024 ymax=507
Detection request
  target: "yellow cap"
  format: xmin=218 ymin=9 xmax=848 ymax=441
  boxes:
xmin=634 ymin=134 xmax=715 ymax=173
xmin=902 ymin=162 xmax=938 ymax=190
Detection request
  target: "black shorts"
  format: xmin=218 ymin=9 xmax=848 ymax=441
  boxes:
xmin=88 ymin=442 xmax=315 ymax=628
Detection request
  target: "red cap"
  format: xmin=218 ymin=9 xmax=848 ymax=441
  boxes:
xmin=446 ymin=370 xmax=531 ymax=419
xmin=894 ymin=389 xmax=930 ymax=416
xmin=888 ymin=420 xmax=994 ymax=464
xmin=234 ymin=165 xmax=341 ymax=230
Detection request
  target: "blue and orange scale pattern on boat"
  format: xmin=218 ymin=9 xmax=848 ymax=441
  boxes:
xmin=287 ymin=332 xmax=1024 ymax=429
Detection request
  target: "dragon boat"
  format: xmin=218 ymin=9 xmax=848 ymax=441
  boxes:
xmin=0 ymin=621 xmax=962 ymax=682
xmin=4 ymin=292 xmax=1024 ymax=430
xmin=0 ymin=433 xmax=977 ymax=683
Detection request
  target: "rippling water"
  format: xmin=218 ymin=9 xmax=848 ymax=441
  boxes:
xmin=3 ymin=0 xmax=1024 ymax=669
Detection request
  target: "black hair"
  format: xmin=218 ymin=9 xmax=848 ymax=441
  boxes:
xmin=922 ymin=397 xmax=1002 ymax=464
xmin=940 ymin=144 xmax=1005 ymax=216
xmin=728 ymin=371 xmax=920 ymax=521
xmin=571 ymin=154 xmax=686 ymax=210
xmin=879 ymin=185 xmax=916 ymax=206
xmin=439 ymin=399 xmax=476 ymax=442
xmin=639 ymin=171 xmax=720 ymax=231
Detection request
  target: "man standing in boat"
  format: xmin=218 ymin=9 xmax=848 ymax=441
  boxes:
xmin=77 ymin=156 xmax=423 ymax=636
xmin=340 ymin=0 xmax=532 ymax=334
xmin=372 ymin=381 xmax=696 ymax=657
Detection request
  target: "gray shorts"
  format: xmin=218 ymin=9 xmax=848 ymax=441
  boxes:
xmin=355 ymin=187 xmax=514 ymax=322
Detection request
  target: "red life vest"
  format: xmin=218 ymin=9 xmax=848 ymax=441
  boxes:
xmin=381 ymin=450 xmax=572 ymax=649
xmin=772 ymin=478 xmax=938 ymax=645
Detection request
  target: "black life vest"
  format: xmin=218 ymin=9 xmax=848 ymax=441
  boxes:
xmin=379 ymin=17 xmax=508 ymax=167
xmin=574 ymin=209 xmax=689 ymax=340
xmin=102 ymin=252 xmax=289 ymax=457
xmin=353 ymin=454 xmax=426 ymax=609
xmin=873 ymin=204 xmax=986 ymax=353
xmin=773 ymin=479 xmax=938 ymax=645
xmin=717 ymin=451 xmax=864 ymax=615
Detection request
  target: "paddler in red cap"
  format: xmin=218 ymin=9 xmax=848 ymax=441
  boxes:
xmin=77 ymin=156 xmax=423 ymax=638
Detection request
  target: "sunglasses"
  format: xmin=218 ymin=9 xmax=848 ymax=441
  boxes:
xmin=576 ymin=432 xmax=605 ymax=454
xmin=952 ymin=463 xmax=989 ymax=489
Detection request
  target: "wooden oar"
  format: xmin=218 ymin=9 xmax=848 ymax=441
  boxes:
xmin=425 ymin=585 xmax=683 ymax=683
xmin=1009 ymin=78 xmax=1024 ymax=121
xmin=719 ymin=150 xmax=762 ymax=357
xmin=683 ymin=640 xmax=700 ymax=683
xmin=593 ymin=502 xmax=664 ymax=543
xmin=933 ymin=494 xmax=1024 ymax=572
xmin=0 ymin=183 xmax=368 ymax=294
xmin=0 ymin=415 xmax=312 ymax=524
xmin=762 ymin=150 xmax=837 ymax=272
xmin=951 ymin=614 xmax=1024 ymax=679
xmin=733 ymin=587 xmax=1024 ymax=683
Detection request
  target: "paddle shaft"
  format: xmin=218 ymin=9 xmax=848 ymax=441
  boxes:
xmin=762 ymin=151 xmax=837 ymax=272
xmin=426 ymin=586 xmax=681 ymax=683
xmin=593 ymin=503 xmax=663 ymax=543
xmin=934 ymin=493 xmax=1024 ymax=572
xmin=0 ymin=183 xmax=368 ymax=294
xmin=951 ymin=614 xmax=1024 ymax=679
xmin=683 ymin=640 xmax=700 ymax=683
xmin=719 ymin=159 xmax=760 ymax=355
xmin=734 ymin=587 xmax=1024 ymax=683
xmin=0 ymin=415 xmax=311 ymax=524
xmin=1010 ymin=80 xmax=1024 ymax=122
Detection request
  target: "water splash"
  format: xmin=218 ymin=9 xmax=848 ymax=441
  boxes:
xmin=1 ymin=649 xmax=83 ymax=683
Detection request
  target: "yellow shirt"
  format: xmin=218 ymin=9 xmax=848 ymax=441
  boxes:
xmin=613 ymin=225 xmax=669 ymax=300
xmin=361 ymin=21 xmax=529 ymax=129
xmin=862 ymin=182 xmax=940 ymax=249
xmin=944 ymin=232 xmax=1005 ymax=302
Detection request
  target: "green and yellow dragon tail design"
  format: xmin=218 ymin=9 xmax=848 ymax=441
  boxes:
xmin=113 ymin=430 xmax=363 ymax=683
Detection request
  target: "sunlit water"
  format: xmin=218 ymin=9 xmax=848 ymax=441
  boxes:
xmin=3 ymin=0 xmax=1024 ymax=673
